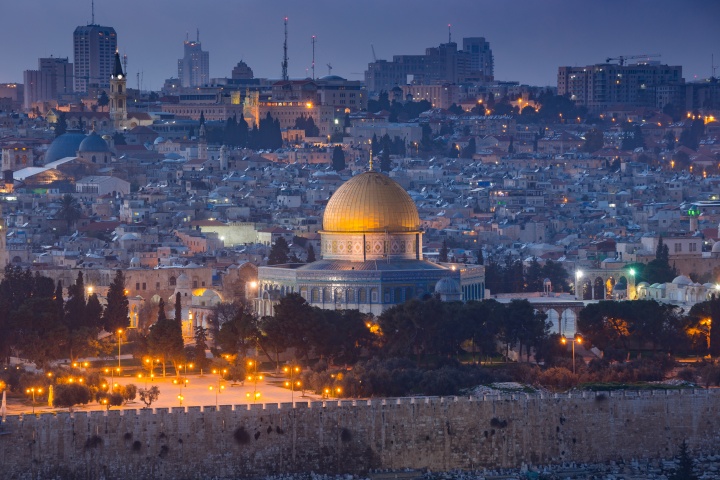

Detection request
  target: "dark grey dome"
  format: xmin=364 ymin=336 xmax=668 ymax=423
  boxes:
xmin=78 ymin=131 xmax=110 ymax=153
xmin=435 ymin=277 xmax=461 ymax=295
xmin=45 ymin=132 xmax=86 ymax=164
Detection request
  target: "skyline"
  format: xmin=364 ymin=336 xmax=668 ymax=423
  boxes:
xmin=1 ymin=0 xmax=719 ymax=91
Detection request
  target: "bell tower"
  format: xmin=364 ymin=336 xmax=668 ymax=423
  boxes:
xmin=109 ymin=50 xmax=127 ymax=131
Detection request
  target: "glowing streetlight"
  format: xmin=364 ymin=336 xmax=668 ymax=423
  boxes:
xmin=561 ymin=335 xmax=583 ymax=374
xmin=283 ymin=365 xmax=301 ymax=403
xmin=26 ymin=387 xmax=43 ymax=414
xmin=116 ymin=329 xmax=124 ymax=371
xmin=209 ymin=383 xmax=225 ymax=408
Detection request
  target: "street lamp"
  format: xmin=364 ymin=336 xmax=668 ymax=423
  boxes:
xmin=26 ymin=387 xmax=43 ymax=414
xmin=209 ymin=382 xmax=225 ymax=408
xmin=247 ymin=359 xmax=263 ymax=403
xmin=116 ymin=329 xmax=124 ymax=371
xmin=561 ymin=335 xmax=583 ymax=375
xmin=283 ymin=365 xmax=301 ymax=403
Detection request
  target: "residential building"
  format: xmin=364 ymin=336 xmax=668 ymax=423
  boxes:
xmin=558 ymin=62 xmax=683 ymax=112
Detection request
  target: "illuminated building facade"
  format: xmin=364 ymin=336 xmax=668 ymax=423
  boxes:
xmin=256 ymin=171 xmax=484 ymax=316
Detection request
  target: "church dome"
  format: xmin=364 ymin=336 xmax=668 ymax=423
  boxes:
xmin=322 ymin=171 xmax=420 ymax=233
xmin=78 ymin=131 xmax=110 ymax=153
xmin=45 ymin=131 xmax=86 ymax=164
xmin=711 ymin=241 xmax=720 ymax=253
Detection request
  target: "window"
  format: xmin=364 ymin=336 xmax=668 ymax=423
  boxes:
xmin=690 ymin=243 xmax=697 ymax=252
xmin=136 ymin=282 xmax=140 ymax=290
xmin=142 ymin=282 xmax=146 ymax=290
xmin=674 ymin=243 xmax=682 ymax=253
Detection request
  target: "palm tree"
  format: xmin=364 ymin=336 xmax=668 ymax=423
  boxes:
xmin=58 ymin=194 xmax=82 ymax=232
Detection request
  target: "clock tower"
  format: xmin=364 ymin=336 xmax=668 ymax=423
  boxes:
xmin=109 ymin=50 xmax=127 ymax=131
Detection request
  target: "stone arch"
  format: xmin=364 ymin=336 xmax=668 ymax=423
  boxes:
xmin=594 ymin=277 xmax=605 ymax=300
xmin=560 ymin=309 xmax=577 ymax=337
xmin=581 ymin=279 xmax=592 ymax=300
xmin=11 ymin=256 xmax=21 ymax=263
xmin=545 ymin=309 xmax=560 ymax=333
xmin=613 ymin=276 xmax=628 ymax=299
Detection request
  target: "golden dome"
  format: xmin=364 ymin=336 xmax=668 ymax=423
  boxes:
xmin=322 ymin=172 xmax=420 ymax=233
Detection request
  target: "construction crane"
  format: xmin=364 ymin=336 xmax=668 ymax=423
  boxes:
xmin=605 ymin=54 xmax=661 ymax=66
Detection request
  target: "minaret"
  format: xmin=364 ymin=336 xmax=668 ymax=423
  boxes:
xmin=109 ymin=50 xmax=127 ymax=131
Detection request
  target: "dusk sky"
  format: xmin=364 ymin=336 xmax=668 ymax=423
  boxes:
xmin=2 ymin=0 xmax=718 ymax=90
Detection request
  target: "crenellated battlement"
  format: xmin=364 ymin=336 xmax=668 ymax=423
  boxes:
xmin=2 ymin=389 xmax=719 ymax=480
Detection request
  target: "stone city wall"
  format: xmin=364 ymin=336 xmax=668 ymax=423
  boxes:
xmin=1 ymin=390 xmax=720 ymax=480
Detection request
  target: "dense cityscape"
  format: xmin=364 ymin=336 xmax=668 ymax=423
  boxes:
xmin=1 ymin=2 xmax=720 ymax=479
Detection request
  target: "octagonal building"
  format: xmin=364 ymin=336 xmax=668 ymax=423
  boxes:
xmin=255 ymin=171 xmax=485 ymax=316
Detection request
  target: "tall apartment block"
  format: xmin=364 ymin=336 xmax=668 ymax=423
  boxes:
xmin=178 ymin=37 xmax=210 ymax=88
xmin=558 ymin=62 xmax=683 ymax=111
xmin=23 ymin=57 xmax=73 ymax=110
xmin=73 ymin=24 xmax=118 ymax=93
xmin=365 ymin=37 xmax=494 ymax=94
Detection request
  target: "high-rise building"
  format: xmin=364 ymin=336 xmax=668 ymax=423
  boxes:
xmin=558 ymin=62 xmax=683 ymax=111
xmin=23 ymin=57 xmax=74 ymax=110
xmin=178 ymin=35 xmax=210 ymax=88
xmin=365 ymin=37 xmax=494 ymax=94
xmin=462 ymin=37 xmax=494 ymax=81
xmin=73 ymin=24 xmax=118 ymax=93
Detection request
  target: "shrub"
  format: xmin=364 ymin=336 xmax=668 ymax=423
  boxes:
xmin=537 ymin=367 xmax=578 ymax=391
xmin=223 ymin=365 xmax=246 ymax=382
xmin=98 ymin=392 xmax=124 ymax=410
xmin=139 ymin=386 xmax=160 ymax=408
xmin=121 ymin=384 xmax=137 ymax=403
xmin=54 ymin=383 xmax=92 ymax=411
xmin=676 ymin=368 xmax=696 ymax=382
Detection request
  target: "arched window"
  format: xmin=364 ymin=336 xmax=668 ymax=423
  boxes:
xmin=169 ymin=276 xmax=176 ymax=286
xmin=311 ymin=288 xmax=320 ymax=302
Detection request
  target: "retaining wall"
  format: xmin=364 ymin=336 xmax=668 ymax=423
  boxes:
xmin=1 ymin=389 xmax=719 ymax=480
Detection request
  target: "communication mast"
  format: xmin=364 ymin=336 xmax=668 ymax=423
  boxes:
xmin=281 ymin=17 xmax=289 ymax=81
xmin=311 ymin=35 xmax=316 ymax=80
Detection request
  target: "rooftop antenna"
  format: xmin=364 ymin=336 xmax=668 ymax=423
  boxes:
xmin=311 ymin=35 xmax=316 ymax=80
xmin=713 ymin=54 xmax=717 ymax=80
xmin=186 ymin=32 xmax=189 ymax=42
xmin=137 ymin=72 xmax=140 ymax=91
xmin=448 ymin=24 xmax=451 ymax=43
xmin=91 ymin=0 xmax=95 ymax=24
xmin=197 ymin=28 xmax=200 ymax=43
xmin=282 ymin=17 xmax=289 ymax=81
xmin=327 ymin=63 xmax=333 ymax=76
